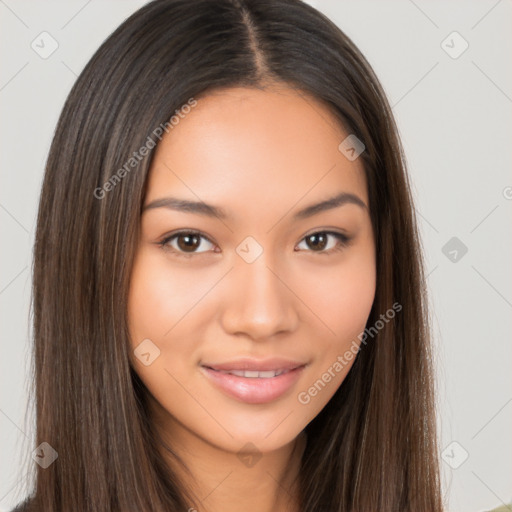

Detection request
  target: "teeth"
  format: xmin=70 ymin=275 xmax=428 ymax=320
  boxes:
xmin=220 ymin=369 xmax=287 ymax=378
xmin=257 ymin=370 xmax=280 ymax=378
xmin=243 ymin=370 xmax=260 ymax=378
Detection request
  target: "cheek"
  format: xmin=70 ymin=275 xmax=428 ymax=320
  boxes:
xmin=127 ymin=248 xmax=224 ymax=403
xmin=127 ymin=251 xmax=204 ymax=412
xmin=329 ymin=263 xmax=376 ymax=338
xmin=292 ymin=245 xmax=376 ymax=345
xmin=127 ymin=248 xmax=212 ymax=343
xmin=292 ymin=248 xmax=376 ymax=414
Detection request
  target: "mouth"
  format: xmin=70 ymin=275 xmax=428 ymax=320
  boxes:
xmin=200 ymin=358 xmax=307 ymax=404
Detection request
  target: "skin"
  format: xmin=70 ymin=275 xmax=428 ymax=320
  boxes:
xmin=127 ymin=84 xmax=376 ymax=512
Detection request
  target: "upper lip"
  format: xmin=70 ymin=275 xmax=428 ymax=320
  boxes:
xmin=202 ymin=358 xmax=307 ymax=372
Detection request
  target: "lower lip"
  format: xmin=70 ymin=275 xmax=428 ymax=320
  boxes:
xmin=201 ymin=366 xmax=306 ymax=404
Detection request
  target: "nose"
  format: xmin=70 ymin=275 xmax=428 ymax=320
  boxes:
xmin=219 ymin=252 xmax=299 ymax=340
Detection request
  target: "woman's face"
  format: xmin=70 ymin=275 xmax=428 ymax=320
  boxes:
xmin=128 ymin=85 xmax=376 ymax=454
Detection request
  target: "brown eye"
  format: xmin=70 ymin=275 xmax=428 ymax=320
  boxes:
xmin=176 ymin=233 xmax=201 ymax=252
xmin=296 ymin=231 xmax=350 ymax=253
xmin=159 ymin=231 xmax=216 ymax=256
xmin=305 ymin=233 xmax=328 ymax=251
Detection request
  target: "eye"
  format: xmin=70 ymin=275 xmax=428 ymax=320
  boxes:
xmin=295 ymin=231 xmax=350 ymax=254
xmin=158 ymin=229 xmax=350 ymax=258
xmin=158 ymin=230 xmax=217 ymax=257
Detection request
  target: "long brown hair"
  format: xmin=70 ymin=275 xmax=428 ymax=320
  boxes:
xmin=20 ymin=0 xmax=444 ymax=510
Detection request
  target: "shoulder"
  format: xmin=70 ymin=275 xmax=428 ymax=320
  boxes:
xmin=484 ymin=505 xmax=512 ymax=512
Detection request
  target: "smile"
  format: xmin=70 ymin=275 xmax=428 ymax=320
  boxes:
xmin=200 ymin=364 xmax=306 ymax=404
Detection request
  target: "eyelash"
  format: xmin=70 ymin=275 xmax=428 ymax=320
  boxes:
xmin=157 ymin=229 xmax=351 ymax=258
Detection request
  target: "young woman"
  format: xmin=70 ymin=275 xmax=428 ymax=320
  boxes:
xmin=12 ymin=0 xmax=448 ymax=510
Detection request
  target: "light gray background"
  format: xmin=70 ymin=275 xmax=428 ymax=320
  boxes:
xmin=1 ymin=1 xmax=511 ymax=511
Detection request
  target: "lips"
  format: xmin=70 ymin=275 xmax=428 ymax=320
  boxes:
xmin=200 ymin=357 xmax=307 ymax=404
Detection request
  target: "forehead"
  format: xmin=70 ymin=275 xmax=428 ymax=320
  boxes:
xmin=145 ymin=85 xmax=368 ymax=221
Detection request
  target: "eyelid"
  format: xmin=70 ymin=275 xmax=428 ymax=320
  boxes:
xmin=301 ymin=227 xmax=349 ymax=240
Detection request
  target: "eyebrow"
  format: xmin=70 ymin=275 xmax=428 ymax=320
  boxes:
xmin=142 ymin=191 xmax=367 ymax=220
